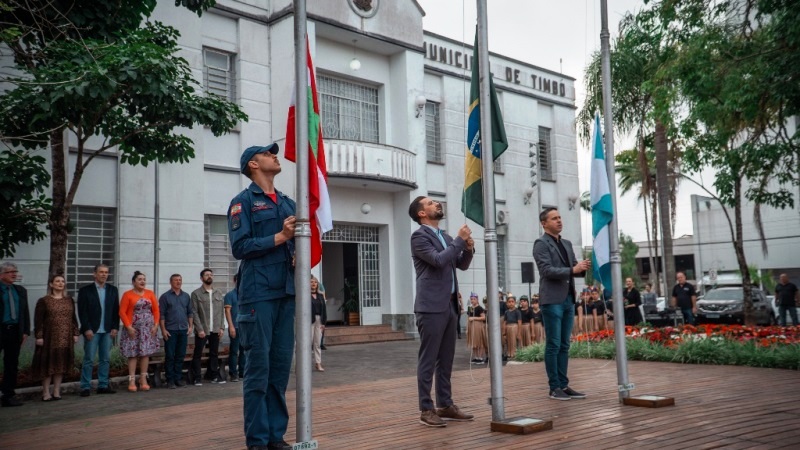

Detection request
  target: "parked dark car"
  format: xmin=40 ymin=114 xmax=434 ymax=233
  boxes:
xmin=696 ymin=287 xmax=774 ymax=325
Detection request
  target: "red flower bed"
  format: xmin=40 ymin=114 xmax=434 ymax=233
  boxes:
xmin=574 ymin=324 xmax=800 ymax=347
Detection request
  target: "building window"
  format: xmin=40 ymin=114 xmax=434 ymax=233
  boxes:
xmin=66 ymin=206 xmax=116 ymax=295
xmin=497 ymin=235 xmax=507 ymax=291
xmin=493 ymin=154 xmax=503 ymax=173
xmin=425 ymin=101 xmax=442 ymax=163
xmin=204 ymin=215 xmax=238 ymax=292
xmin=204 ymin=48 xmax=236 ymax=102
xmin=319 ymin=75 xmax=380 ymax=143
xmin=538 ymin=126 xmax=553 ymax=181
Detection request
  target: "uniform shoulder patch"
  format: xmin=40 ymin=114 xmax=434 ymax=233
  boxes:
xmin=230 ymin=203 xmax=242 ymax=216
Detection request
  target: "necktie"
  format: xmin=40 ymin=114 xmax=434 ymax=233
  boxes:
xmin=437 ymin=230 xmax=456 ymax=294
xmin=7 ymin=285 xmax=17 ymax=321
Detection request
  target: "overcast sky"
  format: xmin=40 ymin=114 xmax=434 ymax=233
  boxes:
xmin=416 ymin=0 xmax=717 ymax=245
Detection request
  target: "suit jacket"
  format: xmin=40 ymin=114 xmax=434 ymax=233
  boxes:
xmin=77 ymin=283 xmax=120 ymax=334
xmin=533 ymin=233 xmax=579 ymax=305
xmin=411 ymin=225 xmax=474 ymax=314
xmin=0 ymin=284 xmax=31 ymax=339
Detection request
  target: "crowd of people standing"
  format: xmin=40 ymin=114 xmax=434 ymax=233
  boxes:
xmin=0 ymin=261 xmax=259 ymax=406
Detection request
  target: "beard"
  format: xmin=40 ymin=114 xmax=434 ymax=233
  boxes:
xmin=432 ymin=209 xmax=444 ymax=220
xmin=203 ymin=278 xmax=213 ymax=286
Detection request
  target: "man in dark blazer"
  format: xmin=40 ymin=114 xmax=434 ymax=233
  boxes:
xmin=0 ymin=261 xmax=30 ymax=407
xmin=78 ymin=264 xmax=120 ymax=396
xmin=409 ymin=196 xmax=475 ymax=427
xmin=532 ymin=207 xmax=590 ymax=401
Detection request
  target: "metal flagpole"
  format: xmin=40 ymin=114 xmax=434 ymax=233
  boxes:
xmin=293 ymin=0 xmax=314 ymax=442
xmin=600 ymin=0 xmax=631 ymax=401
xmin=476 ymin=0 xmax=504 ymax=421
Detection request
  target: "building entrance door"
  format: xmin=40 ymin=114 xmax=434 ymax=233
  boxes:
xmin=319 ymin=225 xmax=382 ymax=326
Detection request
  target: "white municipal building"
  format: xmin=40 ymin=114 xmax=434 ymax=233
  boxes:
xmin=12 ymin=0 xmax=582 ymax=332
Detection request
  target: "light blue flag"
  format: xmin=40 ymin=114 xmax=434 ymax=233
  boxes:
xmin=591 ymin=113 xmax=613 ymax=293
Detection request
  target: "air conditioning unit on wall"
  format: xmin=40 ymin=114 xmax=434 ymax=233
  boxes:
xmin=496 ymin=209 xmax=510 ymax=225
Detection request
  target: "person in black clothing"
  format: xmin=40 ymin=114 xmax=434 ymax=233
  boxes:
xmin=518 ymin=296 xmax=534 ymax=347
xmin=671 ymin=272 xmax=697 ymax=325
xmin=466 ymin=293 xmax=487 ymax=363
xmin=775 ymin=274 xmax=799 ymax=326
xmin=0 ymin=261 xmax=30 ymax=407
xmin=623 ymin=278 xmax=643 ymax=326
xmin=311 ymin=276 xmax=327 ymax=372
xmin=531 ymin=298 xmax=545 ymax=343
xmin=502 ymin=297 xmax=521 ymax=359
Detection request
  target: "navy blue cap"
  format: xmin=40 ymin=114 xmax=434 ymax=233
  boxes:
xmin=240 ymin=143 xmax=280 ymax=176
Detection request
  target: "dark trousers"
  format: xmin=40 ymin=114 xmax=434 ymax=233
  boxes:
xmin=228 ymin=332 xmax=245 ymax=378
xmin=1 ymin=324 xmax=22 ymax=397
xmin=542 ymin=296 xmax=575 ymax=391
xmin=192 ymin=332 xmax=220 ymax=381
xmin=239 ymin=297 xmax=295 ymax=446
xmin=415 ymin=294 xmax=458 ymax=411
xmin=164 ymin=329 xmax=188 ymax=384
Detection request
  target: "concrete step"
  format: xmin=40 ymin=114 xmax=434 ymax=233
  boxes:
xmin=325 ymin=330 xmax=412 ymax=346
xmin=324 ymin=324 xmax=393 ymax=337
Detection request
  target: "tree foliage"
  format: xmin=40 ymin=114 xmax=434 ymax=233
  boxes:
xmin=578 ymin=7 xmax=680 ymax=296
xmin=0 ymin=150 xmax=51 ymax=257
xmin=620 ymin=232 xmax=640 ymax=285
xmin=646 ymin=0 xmax=800 ymax=324
xmin=0 ymin=0 xmax=248 ymax=274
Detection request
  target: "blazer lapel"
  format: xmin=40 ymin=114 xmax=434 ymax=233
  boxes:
xmin=421 ymin=226 xmax=445 ymax=251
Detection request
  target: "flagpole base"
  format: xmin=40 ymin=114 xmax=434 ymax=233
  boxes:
xmin=490 ymin=417 xmax=553 ymax=434
xmin=623 ymin=395 xmax=675 ymax=408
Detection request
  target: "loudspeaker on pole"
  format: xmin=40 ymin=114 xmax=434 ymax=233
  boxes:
xmin=521 ymin=262 xmax=535 ymax=284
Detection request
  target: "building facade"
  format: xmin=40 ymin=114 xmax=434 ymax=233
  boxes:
xmin=7 ymin=0 xmax=582 ymax=332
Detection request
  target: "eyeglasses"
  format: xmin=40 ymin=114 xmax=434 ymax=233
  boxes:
xmin=2 ymin=270 xmax=19 ymax=274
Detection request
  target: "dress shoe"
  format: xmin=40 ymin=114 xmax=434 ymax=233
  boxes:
xmin=419 ymin=409 xmax=446 ymax=427
xmin=267 ymin=440 xmax=293 ymax=450
xmin=80 ymin=389 xmax=91 ymax=397
xmin=97 ymin=387 xmax=116 ymax=394
xmin=436 ymin=404 xmax=474 ymax=421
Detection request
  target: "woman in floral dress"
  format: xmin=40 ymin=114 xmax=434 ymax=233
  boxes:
xmin=119 ymin=271 xmax=160 ymax=392
xmin=31 ymin=274 xmax=80 ymax=401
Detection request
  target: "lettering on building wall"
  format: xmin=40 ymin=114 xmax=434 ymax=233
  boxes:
xmin=424 ymin=41 xmax=568 ymax=98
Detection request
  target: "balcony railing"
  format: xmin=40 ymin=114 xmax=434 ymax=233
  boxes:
xmin=325 ymin=139 xmax=417 ymax=188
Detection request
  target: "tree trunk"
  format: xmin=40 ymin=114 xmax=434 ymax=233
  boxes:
xmin=650 ymin=193 xmax=661 ymax=296
xmin=643 ymin=197 xmax=659 ymax=296
xmin=48 ymin=129 xmax=69 ymax=278
xmin=654 ymin=121 xmax=676 ymax=289
xmin=732 ymin=179 xmax=755 ymax=325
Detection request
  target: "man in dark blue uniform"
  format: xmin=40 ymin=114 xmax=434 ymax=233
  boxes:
xmin=228 ymin=143 xmax=296 ymax=450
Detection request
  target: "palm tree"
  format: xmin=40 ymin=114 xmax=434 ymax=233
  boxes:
xmin=577 ymin=9 xmax=679 ymax=293
xmin=616 ymin=148 xmax=660 ymax=294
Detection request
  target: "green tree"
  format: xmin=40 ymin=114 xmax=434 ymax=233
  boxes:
xmin=653 ymin=0 xmax=800 ymax=325
xmin=578 ymin=9 xmax=680 ymax=298
xmin=616 ymin=147 xmax=661 ymax=294
xmin=0 ymin=150 xmax=51 ymax=257
xmin=619 ymin=232 xmax=640 ymax=285
xmin=0 ymin=1 xmax=247 ymax=275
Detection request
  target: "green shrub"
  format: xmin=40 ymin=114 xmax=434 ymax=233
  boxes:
xmin=515 ymin=338 xmax=800 ymax=370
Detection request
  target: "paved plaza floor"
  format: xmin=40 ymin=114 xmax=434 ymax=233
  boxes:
xmin=1 ymin=340 xmax=798 ymax=449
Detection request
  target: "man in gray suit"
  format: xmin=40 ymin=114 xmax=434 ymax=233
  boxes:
xmin=409 ymin=196 xmax=475 ymax=427
xmin=532 ymin=207 xmax=590 ymax=401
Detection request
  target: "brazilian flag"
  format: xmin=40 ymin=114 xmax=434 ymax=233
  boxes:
xmin=461 ymin=29 xmax=508 ymax=226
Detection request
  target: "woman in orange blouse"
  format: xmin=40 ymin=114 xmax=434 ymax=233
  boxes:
xmin=119 ymin=271 xmax=160 ymax=392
